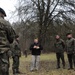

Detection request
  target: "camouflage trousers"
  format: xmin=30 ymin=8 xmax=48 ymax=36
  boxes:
xmin=12 ymin=56 xmax=20 ymax=74
xmin=0 ymin=52 xmax=9 ymax=75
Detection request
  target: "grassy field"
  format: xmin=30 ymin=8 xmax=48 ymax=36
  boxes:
xmin=9 ymin=53 xmax=75 ymax=75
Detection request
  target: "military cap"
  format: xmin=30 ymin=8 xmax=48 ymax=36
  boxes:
xmin=0 ymin=8 xmax=6 ymax=17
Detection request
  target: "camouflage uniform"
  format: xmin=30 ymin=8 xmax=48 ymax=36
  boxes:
xmin=66 ymin=38 xmax=75 ymax=69
xmin=0 ymin=17 xmax=15 ymax=75
xmin=12 ymin=39 xmax=21 ymax=74
xmin=54 ymin=39 xmax=65 ymax=68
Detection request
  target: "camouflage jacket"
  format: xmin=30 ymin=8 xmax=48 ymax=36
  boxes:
xmin=12 ymin=40 xmax=21 ymax=57
xmin=66 ymin=38 xmax=75 ymax=54
xmin=0 ymin=17 xmax=15 ymax=54
xmin=54 ymin=39 xmax=65 ymax=53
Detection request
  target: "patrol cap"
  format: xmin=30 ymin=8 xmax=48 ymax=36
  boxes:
xmin=66 ymin=32 xmax=72 ymax=36
xmin=0 ymin=8 xmax=6 ymax=17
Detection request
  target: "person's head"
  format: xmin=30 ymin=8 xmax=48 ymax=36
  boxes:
xmin=55 ymin=35 xmax=60 ymax=40
xmin=34 ymin=38 xmax=39 ymax=43
xmin=0 ymin=8 xmax=6 ymax=18
xmin=66 ymin=33 xmax=72 ymax=39
xmin=15 ymin=35 xmax=19 ymax=41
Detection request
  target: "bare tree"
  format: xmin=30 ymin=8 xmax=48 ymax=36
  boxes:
xmin=13 ymin=0 xmax=75 ymax=52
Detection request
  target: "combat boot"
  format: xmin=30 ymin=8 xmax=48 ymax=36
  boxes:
xmin=68 ymin=67 xmax=73 ymax=70
xmin=16 ymin=69 xmax=21 ymax=74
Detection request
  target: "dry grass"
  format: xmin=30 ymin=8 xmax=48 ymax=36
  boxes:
xmin=9 ymin=53 xmax=75 ymax=75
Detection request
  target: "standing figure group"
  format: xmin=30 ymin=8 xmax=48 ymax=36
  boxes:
xmin=0 ymin=8 xmax=16 ymax=75
xmin=0 ymin=7 xmax=43 ymax=75
xmin=0 ymin=7 xmax=75 ymax=75
xmin=54 ymin=33 xmax=75 ymax=70
xmin=0 ymin=7 xmax=21 ymax=75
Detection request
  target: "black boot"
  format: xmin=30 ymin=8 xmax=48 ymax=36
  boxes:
xmin=16 ymin=69 xmax=21 ymax=74
xmin=68 ymin=67 xmax=73 ymax=70
xmin=57 ymin=66 xmax=60 ymax=69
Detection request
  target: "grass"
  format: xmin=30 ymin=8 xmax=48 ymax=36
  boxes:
xmin=9 ymin=53 xmax=75 ymax=75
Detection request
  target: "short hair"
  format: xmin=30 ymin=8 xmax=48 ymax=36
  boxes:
xmin=56 ymin=34 xmax=60 ymax=36
xmin=55 ymin=34 xmax=60 ymax=37
xmin=15 ymin=35 xmax=19 ymax=38
xmin=66 ymin=33 xmax=72 ymax=36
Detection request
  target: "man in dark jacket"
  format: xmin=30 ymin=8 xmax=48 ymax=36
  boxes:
xmin=66 ymin=33 xmax=75 ymax=70
xmin=12 ymin=35 xmax=21 ymax=74
xmin=54 ymin=35 xmax=65 ymax=69
xmin=30 ymin=38 xmax=43 ymax=71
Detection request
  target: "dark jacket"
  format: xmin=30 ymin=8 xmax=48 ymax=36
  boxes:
xmin=66 ymin=38 xmax=75 ymax=54
xmin=54 ymin=39 xmax=65 ymax=53
xmin=30 ymin=43 xmax=43 ymax=55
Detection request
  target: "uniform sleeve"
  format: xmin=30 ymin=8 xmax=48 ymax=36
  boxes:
xmin=65 ymin=44 xmax=67 ymax=52
xmin=12 ymin=41 xmax=16 ymax=49
xmin=6 ymin=23 xmax=16 ymax=44
xmin=61 ymin=40 xmax=65 ymax=49
xmin=73 ymin=39 xmax=75 ymax=53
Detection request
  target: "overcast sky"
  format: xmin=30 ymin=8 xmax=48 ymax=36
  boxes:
xmin=0 ymin=0 xmax=17 ymax=23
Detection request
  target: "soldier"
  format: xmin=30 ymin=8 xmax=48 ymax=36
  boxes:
xmin=66 ymin=33 xmax=75 ymax=70
xmin=12 ymin=35 xmax=21 ymax=74
xmin=54 ymin=35 xmax=65 ymax=69
xmin=30 ymin=38 xmax=43 ymax=71
xmin=0 ymin=8 xmax=15 ymax=75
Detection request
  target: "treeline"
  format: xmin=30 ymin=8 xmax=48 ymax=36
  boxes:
xmin=11 ymin=0 xmax=75 ymax=53
xmin=12 ymin=20 xmax=75 ymax=53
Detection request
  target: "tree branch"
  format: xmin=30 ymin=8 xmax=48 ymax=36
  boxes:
xmin=48 ymin=0 xmax=59 ymax=18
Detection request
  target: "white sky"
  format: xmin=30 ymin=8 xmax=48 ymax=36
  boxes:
xmin=0 ymin=0 xmax=17 ymax=23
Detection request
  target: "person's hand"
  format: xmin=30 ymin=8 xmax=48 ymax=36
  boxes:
xmin=36 ymin=46 xmax=40 ymax=49
xmin=33 ymin=46 xmax=37 ymax=48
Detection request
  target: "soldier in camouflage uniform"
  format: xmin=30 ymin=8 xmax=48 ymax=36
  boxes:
xmin=0 ymin=8 xmax=15 ymax=75
xmin=54 ymin=35 xmax=65 ymax=69
xmin=12 ymin=35 xmax=21 ymax=74
xmin=66 ymin=33 xmax=75 ymax=70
